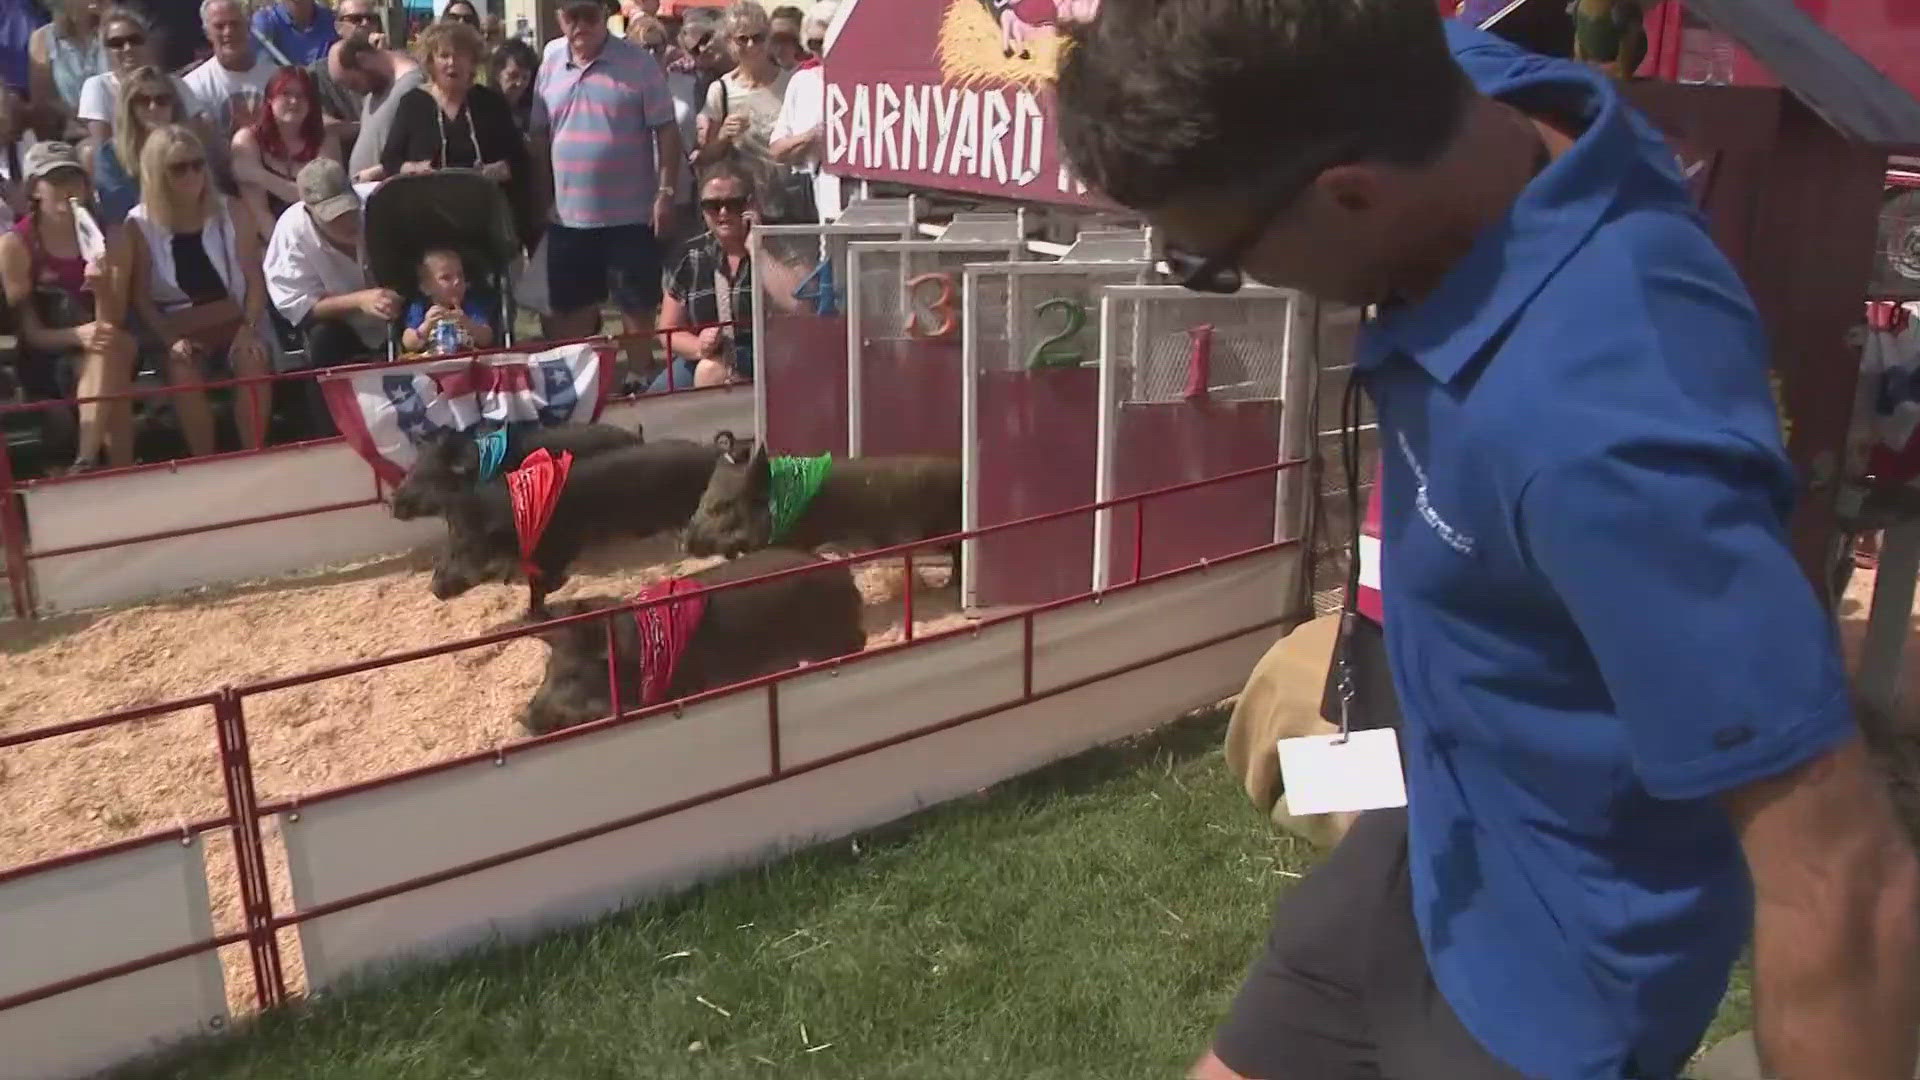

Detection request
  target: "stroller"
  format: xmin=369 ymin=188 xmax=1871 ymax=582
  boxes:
xmin=360 ymin=170 xmax=524 ymax=361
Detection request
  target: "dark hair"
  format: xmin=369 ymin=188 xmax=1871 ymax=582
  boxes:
xmin=769 ymin=5 xmax=805 ymax=22
xmin=489 ymin=38 xmax=538 ymax=82
xmin=337 ymin=35 xmax=380 ymax=71
xmin=698 ymin=159 xmax=756 ymax=199
xmin=1055 ymin=0 xmax=1471 ymax=210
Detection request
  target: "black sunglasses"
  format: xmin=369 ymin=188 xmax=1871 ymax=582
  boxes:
xmin=167 ymin=157 xmax=207 ymax=177
xmin=733 ymin=31 xmax=766 ymax=46
xmin=1160 ymin=146 xmax=1352 ymax=294
xmin=445 ymin=10 xmax=479 ymax=24
xmin=339 ymin=12 xmax=378 ymax=24
xmin=104 ymin=33 xmax=146 ymax=50
xmin=701 ymin=195 xmax=749 ymax=214
xmin=132 ymin=92 xmax=175 ymax=107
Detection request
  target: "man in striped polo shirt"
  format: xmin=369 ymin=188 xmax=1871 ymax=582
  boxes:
xmin=533 ymin=0 xmax=684 ymax=343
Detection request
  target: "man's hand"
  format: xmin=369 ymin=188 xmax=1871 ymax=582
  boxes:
xmin=357 ymin=288 xmax=402 ymax=321
xmin=479 ymin=160 xmax=511 ymax=183
xmin=653 ymin=188 xmax=675 ymax=235
xmin=1725 ymin=732 xmax=1920 ymax=1080
xmin=399 ymin=159 xmax=435 ymax=176
xmin=354 ymin=164 xmax=386 ymax=183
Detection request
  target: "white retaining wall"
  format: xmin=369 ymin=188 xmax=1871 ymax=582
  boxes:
xmin=17 ymin=386 xmax=754 ymax=615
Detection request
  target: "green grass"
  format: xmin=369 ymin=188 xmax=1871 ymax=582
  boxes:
xmin=113 ymin=709 xmax=1753 ymax=1080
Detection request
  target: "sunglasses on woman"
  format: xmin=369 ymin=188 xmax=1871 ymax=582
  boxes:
xmin=167 ymin=157 xmax=206 ymax=178
xmin=701 ymin=196 xmax=749 ymax=214
xmin=104 ymin=32 xmax=145 ymax=50
xmin=132 ymin=92 xmax=174 ymax=108
xmin=733 ymin=31 xmax=766 ymax=46
xmin=446 ymin=11 xmax=479 ymax=24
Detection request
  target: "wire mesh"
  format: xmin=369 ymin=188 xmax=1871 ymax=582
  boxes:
xmin=1874 ymin=204 xmax=1920 ymax=300
xmin=1116 ymin=295 xmax=1293 ymax=405
xmin=1306 ymin=307 xmax=1377 ymax=616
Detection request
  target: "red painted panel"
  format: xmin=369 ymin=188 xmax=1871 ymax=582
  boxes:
xmin=1106 ymin=400 xmax=1282 ymax=583
xmin=972 ymin=366 xmax=1100 ymax=607
xmin=858 ymin=338 xmax=965 ymax=457
xmin=762 ymin=313 xmax=851 ymax=457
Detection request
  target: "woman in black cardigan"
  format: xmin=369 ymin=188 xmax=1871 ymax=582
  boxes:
xmin=378 ymin=20 xmax=535 ymax=252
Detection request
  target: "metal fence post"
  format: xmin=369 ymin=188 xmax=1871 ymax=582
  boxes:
xmin=213 ymin=688 xmax=287 ymax=1009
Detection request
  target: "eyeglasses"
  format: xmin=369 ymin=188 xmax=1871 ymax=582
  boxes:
xmin=700 ymin=195 xmax=749 ymax=214
xmin=1159 ymin=146 xmax=1352 ymax=294
xmin=104 ymin=33 xmax=146 ymax=50
xmin=339 ymin=12 xmax=377 ymax=24
xmin=167 ymin=158 xmax=206 ymax=178
xmin=131 ymin=92 xmax=174 ymax=108
xmin=732 ymin=32 xmax=766 ymax=46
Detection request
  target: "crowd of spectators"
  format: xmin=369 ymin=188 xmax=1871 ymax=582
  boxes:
xmin=0 ymin=0 xmax=842 ymax=475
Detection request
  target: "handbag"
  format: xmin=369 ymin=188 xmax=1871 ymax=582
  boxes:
xmin=714 ymin=78 xmax=817 ymax=226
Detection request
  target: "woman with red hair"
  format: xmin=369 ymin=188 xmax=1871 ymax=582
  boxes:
xmin=230 ymin=65 xmax=341 ymax=243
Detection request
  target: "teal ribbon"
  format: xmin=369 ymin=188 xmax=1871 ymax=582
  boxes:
xmin=477 ymin=428 xmax=510 ymax=482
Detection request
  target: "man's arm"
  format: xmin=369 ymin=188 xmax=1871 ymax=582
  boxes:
xmin=1519 ymin=426 xmax=1919 ymax=1076
xmin=1724 ymin=733 xmax=1920 ymax=1080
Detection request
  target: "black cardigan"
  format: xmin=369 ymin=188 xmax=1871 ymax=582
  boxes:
xmin=380 ymin=83 xmax=537 ymax=251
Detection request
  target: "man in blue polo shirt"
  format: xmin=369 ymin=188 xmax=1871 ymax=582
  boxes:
xmin=252 ymin=0 xmax=337 ymax=66
xmin=1059 ymin=4 xmax=1920 ymax=1079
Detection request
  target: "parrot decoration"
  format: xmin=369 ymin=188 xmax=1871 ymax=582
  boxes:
xmin=1571 ymin=0 xmax=1648 ymax=79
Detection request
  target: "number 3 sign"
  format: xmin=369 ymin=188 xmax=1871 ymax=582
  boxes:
xmin=903 ymin=272 xmax=958 ymax=339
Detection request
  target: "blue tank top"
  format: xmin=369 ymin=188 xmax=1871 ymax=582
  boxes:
xmin=93 ymin=141 xmax=139 ymax=227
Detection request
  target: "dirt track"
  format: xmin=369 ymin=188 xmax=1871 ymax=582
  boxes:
xmin=0 ymin=537 xmax=967 ymax=1014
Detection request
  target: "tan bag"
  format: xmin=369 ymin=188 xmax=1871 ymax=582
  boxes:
xmin=1223 ymin=613 xmax=1363 ymax=851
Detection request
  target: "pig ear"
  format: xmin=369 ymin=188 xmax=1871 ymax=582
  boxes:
xmin=747 ymin=444 xmax=771 ymax=491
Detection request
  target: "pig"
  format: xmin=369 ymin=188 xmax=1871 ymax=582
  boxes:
xmin=681 ymin=431 xmax=962 ymax=574
xmin=429 ymin=437 xmax=724 ymax=616
xmin=390 ymin=421 xmax=646 ymax=521
xmin=517 ymin=547 xmax=868 ymax=734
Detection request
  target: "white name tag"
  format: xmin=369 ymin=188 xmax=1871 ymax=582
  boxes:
xmin=1277 ymin=728 xmax=1409 ymax=816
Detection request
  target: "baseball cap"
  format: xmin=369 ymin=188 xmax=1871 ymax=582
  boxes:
xmin=23 ymin=142 xmax=87 ymax=182
xmin=297 ymin=157 xmax=360 ymax=224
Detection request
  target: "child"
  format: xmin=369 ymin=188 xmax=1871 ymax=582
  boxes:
xmin=401 ymin=248 xmax=496 ymax=356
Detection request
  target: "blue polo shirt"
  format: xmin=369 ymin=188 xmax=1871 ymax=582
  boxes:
xmin=251 ymin=1 xmax=337 ymax=66
xmin=1362 ymin=23 xmax=1856 ymax=1079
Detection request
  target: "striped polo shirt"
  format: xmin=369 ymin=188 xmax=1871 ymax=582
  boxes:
xmin=532 ymin=34 xmax=677 ymax=229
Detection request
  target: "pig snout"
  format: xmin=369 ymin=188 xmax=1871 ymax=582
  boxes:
xmin=430 ymin=561 xmax=477 ymax=600
xmin=390 ymin=487 xmax=429 ymax=520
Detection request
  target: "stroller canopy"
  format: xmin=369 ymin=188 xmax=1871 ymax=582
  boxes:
xmin=361 ymin=170 xmax=522 ymax=297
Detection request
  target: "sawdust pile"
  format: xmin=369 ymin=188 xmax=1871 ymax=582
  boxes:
xmin=0 ymin=539 xmax=968 ymax=1014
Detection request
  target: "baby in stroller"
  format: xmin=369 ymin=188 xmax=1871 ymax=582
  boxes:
xmin=400 ymin=248 xmax=497 ymax=356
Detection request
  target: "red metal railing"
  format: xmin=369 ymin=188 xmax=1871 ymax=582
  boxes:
xmin=0 ymin=323 xmax=743 ymax=618
xmin=0 ymin=459 xmax=1308 ymax=1031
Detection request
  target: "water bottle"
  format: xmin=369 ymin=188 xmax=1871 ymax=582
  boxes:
xmin=1708 ymin=35 xmax=1736 ymax=85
